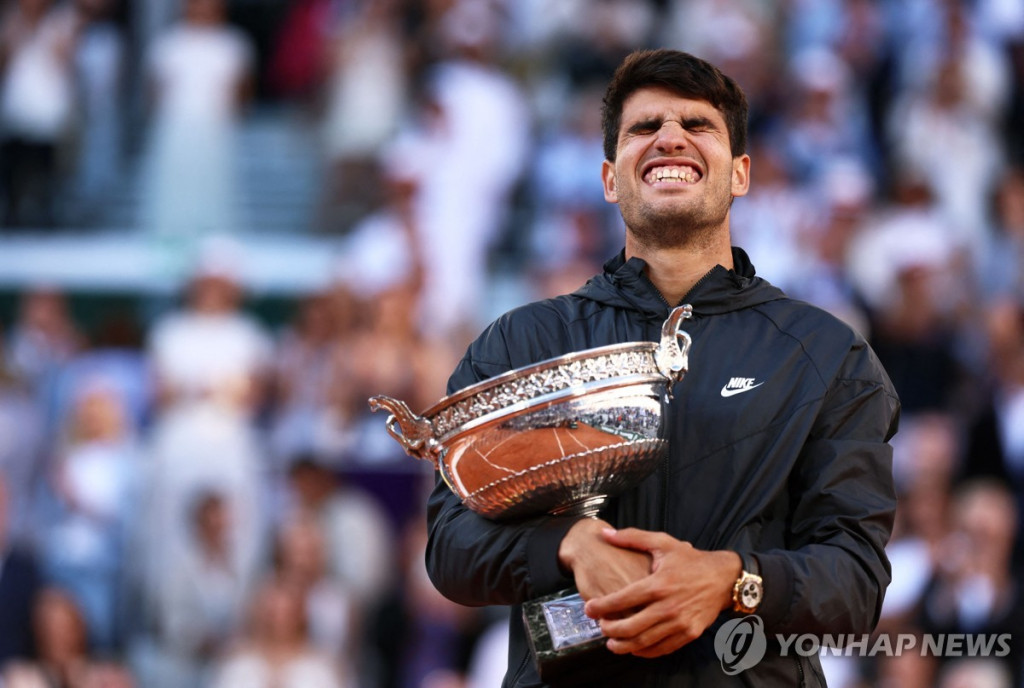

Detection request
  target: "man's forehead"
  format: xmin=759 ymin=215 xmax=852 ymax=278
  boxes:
xmin=620 ymin=87 xmax=721 ymax=122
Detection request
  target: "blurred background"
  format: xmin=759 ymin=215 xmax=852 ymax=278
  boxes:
xmin=0 ymin=0 xmax=1022 ymax=686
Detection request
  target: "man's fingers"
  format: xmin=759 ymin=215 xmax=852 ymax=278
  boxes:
xmin=600 ymin=526 xmax=669 ymax=552
xmin=628 ymin=633 xmax=694 ymax=659
xmin=603 ymin=616 xmax=699 ymax=657
xmin=584 ymin=580 xmax=650 ymax=619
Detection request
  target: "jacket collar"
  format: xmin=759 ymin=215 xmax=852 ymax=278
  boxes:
xmin=575 ymin=246 xmax=785 ymax=318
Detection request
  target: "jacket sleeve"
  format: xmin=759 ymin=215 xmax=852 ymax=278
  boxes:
xmin=423 ymin=319 xmax=579 ymax=606
xmin=752 ymin=342 xmax=900 ymax=634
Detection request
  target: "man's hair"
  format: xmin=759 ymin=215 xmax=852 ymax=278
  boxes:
xmin=601 ymin=49 xmax=749 ymax=161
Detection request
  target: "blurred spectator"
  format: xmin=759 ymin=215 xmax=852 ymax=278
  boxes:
xmin=887 ymin=49 xmax=1005 ymax=262
xmin=271 ymin=509 xmax=356 ymax=683
xmin=919 ymin=479 xmax=1024 ymax=685
xmin=283 ymin=457 xmax=393 ymax=614
xmin=303 ymin=164 xmax=428 ymax=465
xmin=268 ymin=290 xmax=346 ymax=468
xmin=139 ymin=241 xmax=272 ymax=671
xmin=0 ymin=0 xmax=78 ymax=228
xmin=365 ymin=519 xmax=485 ymax=688
xmin=963 ymin=299 xmax=1024 ymax=521
xmin=136 ymin=491 xmax=248 ymax=688
xmin=343 ymin=281 xmax=456 ymax=464
xmin=141 ymin=0 xmax=254 ymax=240
xmin=6 ymin=286 xmax=83 ymax=407
xmin=779 ymin=46 xmax=877 ymax=186
xmin=527 ymin=84 xmax=619 ymax=274
xmin=846 ymin=177 xmax=965 ymax=414
xmin=544 ymin=0 xmax=653 ymax=101
xmin=318 ymin=0 xmax=410 ymax=232
xmin=880 ymin=413 xmax=959 ymax=632
xmin=337 ymin=159 xmax=422 ymax=307
xmin=147 ymin=238 xmax=271 ymax=415
xmin=868 ymin=258 xmax=965 ymax=414
xmin=338 ymin=176 xmax=459 ymax=460
xmin=68 ymin=0 xmax=124 ymax=225
xmin=729 ymin=134 xmax=816 ymax=293
xmin=784 ymin=158 xmax=875 ymax=337
xmin=1 ymin=587 xmax=136 ymax=688
xmin=209 ymin=575 xmax=346 ymax=688
xmin=387 ymin=0 xmax=530 ymax=339
xmin=34 ymin=378 xmax=140 ymax=653
xmin=49 ymin=323 xmax=151 ymax=442
xmin=977 ymin=167 xmax=1024 ymax=300
xmin=0 ymin=335 xmax=45 ymax=541
xmin=0 ymin=471 xmax=43 ymax=668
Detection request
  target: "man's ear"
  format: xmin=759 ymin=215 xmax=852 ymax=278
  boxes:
xmin=602 ymin=159 xmax=618 ymax=203
xmin=731 ymin=154 xmax=751 ymax=198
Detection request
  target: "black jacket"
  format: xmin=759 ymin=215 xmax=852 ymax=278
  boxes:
xmin=425 ymin=249 xmax=900 ymax=687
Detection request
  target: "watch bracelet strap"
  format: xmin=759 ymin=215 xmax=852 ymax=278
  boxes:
xmin=740 ymin=552 xmax=760 ymax=577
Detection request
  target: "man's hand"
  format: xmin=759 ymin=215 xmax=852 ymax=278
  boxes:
xmin=582 ymin=528 xmax=742 ymax=658
xmin=558 ymin=518 xmax=652 ymax=601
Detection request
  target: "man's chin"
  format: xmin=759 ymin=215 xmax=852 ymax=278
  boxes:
xmin=627 ymin=220 xmax=716 ymax=251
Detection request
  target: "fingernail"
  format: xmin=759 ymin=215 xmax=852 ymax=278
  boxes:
xmin=602 ymin=527 xmax=617 ymax=536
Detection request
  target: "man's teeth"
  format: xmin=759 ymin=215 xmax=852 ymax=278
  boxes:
xmin=649 ymin=166 xmax=699 ymax=183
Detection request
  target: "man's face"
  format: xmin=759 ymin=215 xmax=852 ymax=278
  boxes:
xmin=602 ymin=86 xmax=749 ymax=248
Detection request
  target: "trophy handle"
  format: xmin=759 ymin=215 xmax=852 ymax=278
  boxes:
xmin=367 ymin=395 xmax=438 ymax=461
xmin=655 ymin=304 xmax=693 ymax=395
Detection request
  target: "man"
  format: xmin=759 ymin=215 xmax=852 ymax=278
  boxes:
xmin=425 ymin=49 xmax=899 ymax=687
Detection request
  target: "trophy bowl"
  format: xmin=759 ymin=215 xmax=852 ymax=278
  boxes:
xmin=368 ymin=305 xmax=693 ymax=521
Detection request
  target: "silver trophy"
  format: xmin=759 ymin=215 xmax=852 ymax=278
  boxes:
xmin=368 ymin=305 xmax=693 ymax=681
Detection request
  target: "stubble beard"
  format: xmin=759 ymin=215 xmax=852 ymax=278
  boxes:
xmin=620 ymin=186 xmax=733 ymax=252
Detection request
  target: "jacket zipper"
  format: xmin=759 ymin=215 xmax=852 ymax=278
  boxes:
xmin=640 ymin=265 xmax=713 ymax=529
xmin=680 ymin=268 xmax=716 ymax=306
xmin=658 ymin=266 xmax=717 ymax=528
xmin=794 ymin=654 xmax=806 ymax=686
xmin=662 ymin=300 xmax=693 ymax=530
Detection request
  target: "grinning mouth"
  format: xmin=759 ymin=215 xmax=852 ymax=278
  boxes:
xmin=644 ymin=163 xmax=702 ymax=185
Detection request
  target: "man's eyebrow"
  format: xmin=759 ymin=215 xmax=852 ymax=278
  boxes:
xmin=681 ymin=115 xmax=718 ymax=130
xmin=624 ymin=115 xmax=720 ymax=135
xmin=625 ymin=117 xmax=663 ymax=134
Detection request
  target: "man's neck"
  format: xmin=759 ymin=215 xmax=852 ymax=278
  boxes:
xmin=625 ymin=232 xmax=734 ymax=306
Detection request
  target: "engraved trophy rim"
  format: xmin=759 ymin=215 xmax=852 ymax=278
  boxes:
xmin=421 ymin=340 xmax=660 ymax=420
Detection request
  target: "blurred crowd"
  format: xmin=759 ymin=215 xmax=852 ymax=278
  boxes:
xmin=0 ymin=0 xmax=1023 ymax=686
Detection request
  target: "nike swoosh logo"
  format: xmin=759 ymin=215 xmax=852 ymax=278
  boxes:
xmin=720 ymin=382 xmax=764 ymax=397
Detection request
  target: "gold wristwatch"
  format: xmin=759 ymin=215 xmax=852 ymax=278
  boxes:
xmin=732 ymin=553 xmax=763 ymax=614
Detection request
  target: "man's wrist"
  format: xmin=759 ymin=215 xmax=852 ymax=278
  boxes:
xmin=716 ymin=550 xmax=744 ymax=611
xmin=557 ymin=517 xmax=605 ymax=575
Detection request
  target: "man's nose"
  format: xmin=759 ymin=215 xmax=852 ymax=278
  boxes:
xmin=655 ymin=121 xmax=689 ymax=151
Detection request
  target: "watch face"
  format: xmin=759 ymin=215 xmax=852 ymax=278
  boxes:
xmin=741 ymin=580 xmax=761 ymax=609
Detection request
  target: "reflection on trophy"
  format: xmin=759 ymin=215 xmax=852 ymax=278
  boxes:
xmin=368 ymin=304 xmax=694 ymax=681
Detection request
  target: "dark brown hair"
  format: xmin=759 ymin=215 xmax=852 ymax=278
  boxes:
xmin=601 ymin=49 xmax=749 ymax=161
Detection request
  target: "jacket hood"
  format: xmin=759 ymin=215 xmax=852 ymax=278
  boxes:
xmin=573 ymin=246 xmax=786 ymax=319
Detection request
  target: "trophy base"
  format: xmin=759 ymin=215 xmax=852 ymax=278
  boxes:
xmin=522 ymin=588 xmax=635 ymax=686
